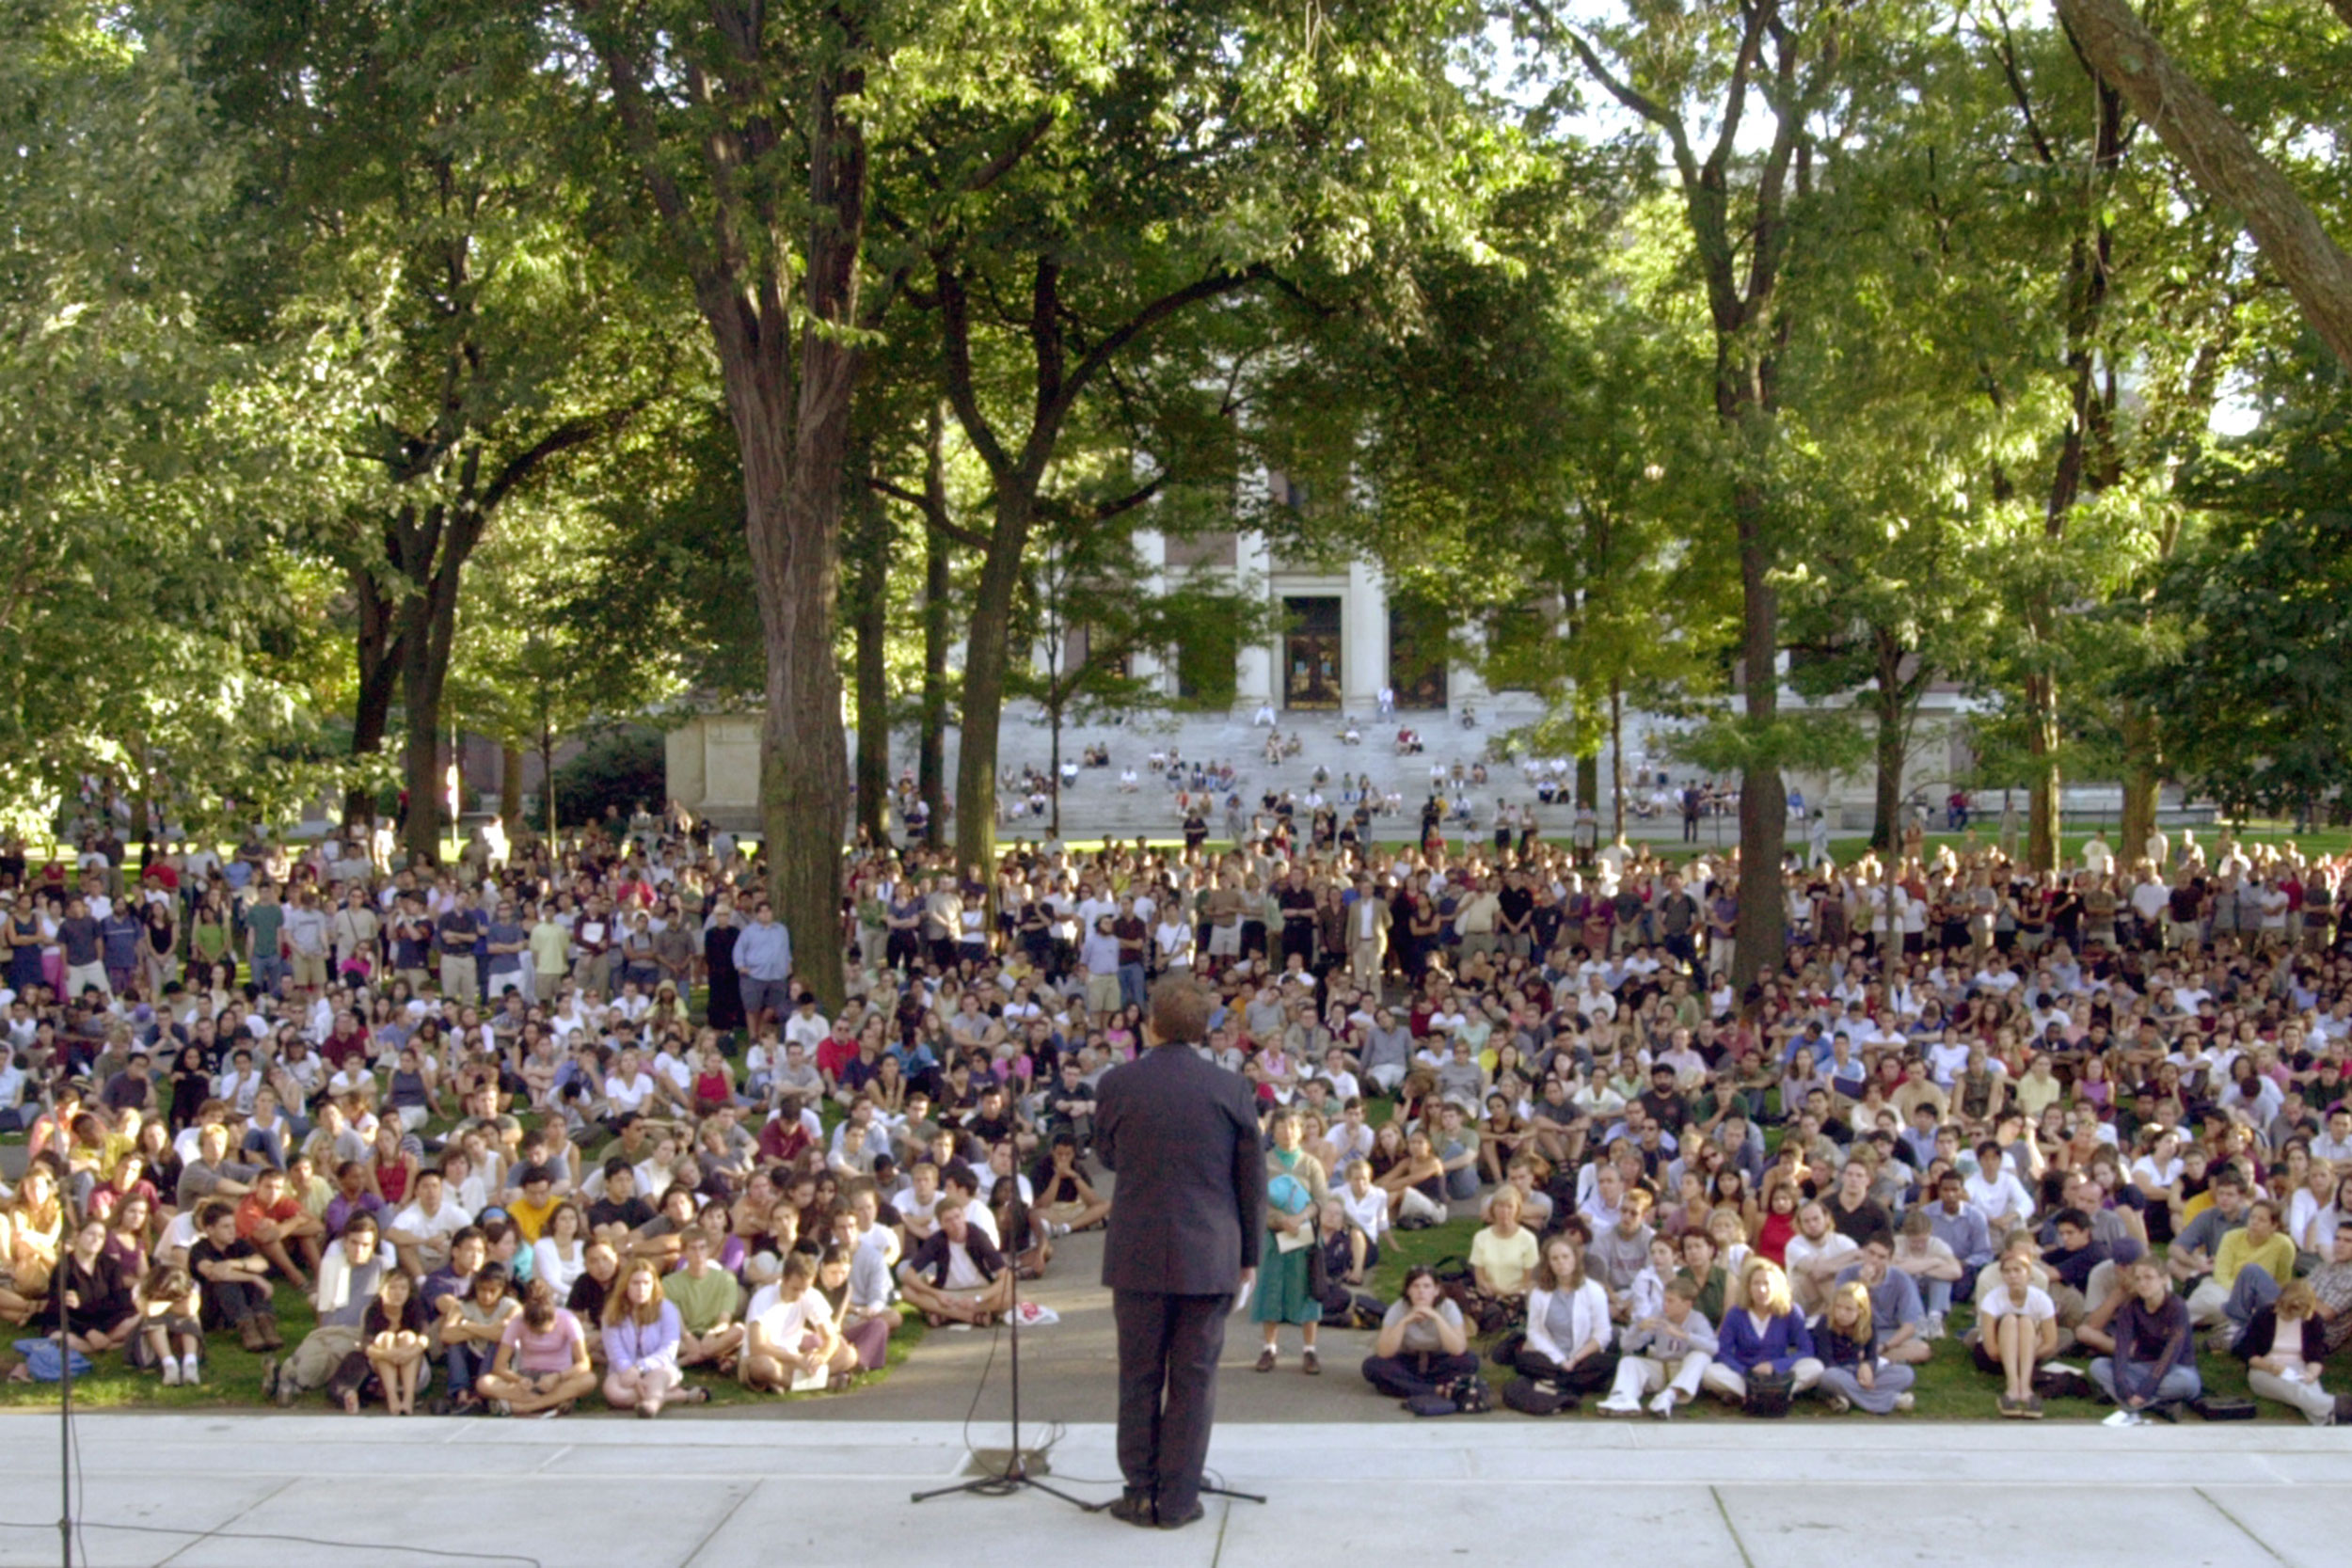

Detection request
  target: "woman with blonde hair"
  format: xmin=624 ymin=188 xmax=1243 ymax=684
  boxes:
xmin=2236 ymin=1278 xmax=2340 ymax=1426
xmin=0 ymin=1160 xmax=66 ymax=1324
xmin=1702 ymin=1258 xmax=1822 ymax=1403
xmin=601 ymin=1259 xmax=706 ymax=1418
xmin=1815 ymin=1280 xmax=1915 ymax=1414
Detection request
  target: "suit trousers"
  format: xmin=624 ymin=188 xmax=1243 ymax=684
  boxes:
xmin=1112 ymin=1289 xmax=1232 ymax=1513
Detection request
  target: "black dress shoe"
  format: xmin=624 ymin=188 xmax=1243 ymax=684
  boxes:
xmin=1105 ymin=1493 xmax=1157 ymax=1528
xmin=1157 ymin=1501 xmax=1206 ymax=1530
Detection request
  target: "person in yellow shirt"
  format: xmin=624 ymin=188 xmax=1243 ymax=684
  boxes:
xmin=505 ymin=1165 xmax=562 ymax=1243
xmin=2190 ymin=1198 xmax=2297 ymax=1327
xmin=1470 ymin=1186 xmax=1540 ymax=1299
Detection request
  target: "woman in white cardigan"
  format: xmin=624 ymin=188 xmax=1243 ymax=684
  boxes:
xmin=1509 ymin=1232 xmax=1615 ymax=1395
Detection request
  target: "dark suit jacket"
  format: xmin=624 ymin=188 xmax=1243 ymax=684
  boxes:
xmin=1096 ymin=1042 xmax=1266 ymax=1295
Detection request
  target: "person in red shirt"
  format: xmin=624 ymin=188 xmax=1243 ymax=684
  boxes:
xmin=234 ymin=1167 xmax=324 ymax=1288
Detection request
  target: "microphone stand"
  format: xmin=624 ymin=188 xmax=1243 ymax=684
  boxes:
xmin=912 ymin=1196 xmax=1092 ymax=1513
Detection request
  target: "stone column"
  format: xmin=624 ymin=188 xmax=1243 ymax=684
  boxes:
xmin=1345 ymin=556 xmax=1388 ymax=713
xmin=1132 ymin=528 xmax=1167 ymax=692
xmin=1236 ymin=528 xmax=1276 ymax=706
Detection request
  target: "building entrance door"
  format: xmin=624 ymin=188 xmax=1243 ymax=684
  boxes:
xmin=1282 ymin=596 xmax=1343 ymax=709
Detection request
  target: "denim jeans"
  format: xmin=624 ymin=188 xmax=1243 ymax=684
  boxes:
xmin=2089 ymin=1358 xmax=2202 ymax=1407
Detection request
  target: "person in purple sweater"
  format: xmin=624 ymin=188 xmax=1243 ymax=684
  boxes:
xmin=1701 ymin=1259 xmax=1823 ymax=1402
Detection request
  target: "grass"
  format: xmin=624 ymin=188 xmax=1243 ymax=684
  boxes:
xmin=1364 ymin=1217 xmax=2279 ymax=1423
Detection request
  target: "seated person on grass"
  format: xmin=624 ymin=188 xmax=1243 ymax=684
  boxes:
xmin=741 ymin=1250 xmax=850 ymax=1393
xmin=235 ymin=1166 xmax=324 ymax=1289
xmin=474 ymin=1277 xmax=597 ymax=1417
xmin=187 ymin=1198 xmax=279 ymax=1354
xmin=894 ymin=1201 xmax=1013 ymax=1328
xmin=270 ymin=1211 xmax=392 ymax=1404
xmin=664 ymin=1223 xmax=748 ymax=1372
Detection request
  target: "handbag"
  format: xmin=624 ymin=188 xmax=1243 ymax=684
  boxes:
xmin=2187 ymin=1396 xmax=2258 ymax=1422
xmin=1502 ymin=1375 xmax=1576 ymax=1416
xmin=1743 ymin=1367 xmax=1796 ymax=1418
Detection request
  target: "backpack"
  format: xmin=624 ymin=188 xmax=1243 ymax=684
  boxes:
xmin=1502 ymin=1375 xmax=1576 ymax=1417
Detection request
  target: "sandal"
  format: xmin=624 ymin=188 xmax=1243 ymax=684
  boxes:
xmin=676 ymin=1386 xmax=710 ymax=1405
xmin=1255 ymin=1348 xmax=1277 ymax=1373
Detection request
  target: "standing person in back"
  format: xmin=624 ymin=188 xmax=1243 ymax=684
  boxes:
xmin=1095 ymin=978 xmax=1265 ymax=1531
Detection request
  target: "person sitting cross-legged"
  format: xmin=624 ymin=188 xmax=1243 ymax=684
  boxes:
xmin=1510 ymin=1233 xmax=1617 ymax=1398
xmin=2078 ymin=1253 xmax=2201 ymax=1425
xmin=740 ymin=1250 xmax=845 ymax=1393
xmin=1701 ymin=1259 xmax=1822 ymax=1405
xmin=895 ymin=1201 xmax=1014 ymax=1328
xmin=474 ymin=1277 xmax=597 ymax=1418
xmin=1596 ymin=1275 xmax=1716 ymax=1418
xmin=1359 ymin=1264 xmax=1477 ymax=1402
xmin=602 ymin=1259 xmax=707 ymax=1418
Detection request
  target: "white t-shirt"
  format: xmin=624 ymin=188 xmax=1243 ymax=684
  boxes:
xmin=1980 ymin=1284 xmax=2056 ymax=1324
xmin=749 ymin=1284 xmax=835 ymax=1347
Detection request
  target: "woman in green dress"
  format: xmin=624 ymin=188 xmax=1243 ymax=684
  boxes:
xmin=1253 ymin=1106 xmax=1329 ymax=1374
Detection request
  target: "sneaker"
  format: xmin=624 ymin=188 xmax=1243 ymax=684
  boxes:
xmin=181 ymin=1355 xmax=201 ymax=1387
xmin=2102 ymin=1409 xmax=2144 ymax=1428
xmin=2022 ymin=1395 xmax=2045 ymax=1419
xmin=1997 ymin=1394 xmax=2021 ymax=1418
xmin=1923 ymin=1312 xmax=1946 ymax=1341
xmin=1596 ymin=1397 xmax=1641 ymax=1417
xmin=1824 ymin=1394 xmax=1851 ymax=1414
xmin=1301 ymin=1349 xmax=1320 ymax=1376
xmin=1894 ymin=1392 xmax=1915 ymax=1413
xmin=1647 ymin=1391 xmax=1677 ymax=1420
xmin=160 ymin=1359 xmax=181 ymax=1388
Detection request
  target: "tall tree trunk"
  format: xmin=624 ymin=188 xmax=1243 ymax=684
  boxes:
xmin=1575 ymin=752 xmax=1598 ymax=813
xmin=1731 ymin=467 xmax=1788 ymax=991
xmin=347 ymin=566 xmax=400 ymax=829
xmin=1609 ymin=679 xmax=1626 ymax=843
xmin=540 ymin=718 xmax=557 ymax=842
xmin=732 ymin=64 xmax=866 ymax=1013
xmin=2025 ymin=671 xmax=2063 ymax=870
xmin=848 ymin=444 xmax=892 ymax=848
xmin=919 ymin=409 xmax=950 ymax=847
xmin=397 ymin=561 xmax=459 ymax=867
xmin=1870 ymin=629 xmax=1909 ymax=852
xmin=500 ymin=744 xmax=523 ymax=831
xmin=2119 ymin=698 xmax=2161 ymax=863
xmin=954 ymin=519 xmax=1032 ymax=874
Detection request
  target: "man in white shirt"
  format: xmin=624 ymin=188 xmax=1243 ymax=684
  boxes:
xmin=1964 ymin=1143 xmax=2037 ymax=1233
xmin=1783 ymin=1200 xmax=1860 ymax=1318
xmin=741 ymin=1252 xmax=842 ymax=1391
xmin=385 ymin=1169 xmax=473 ymax=1276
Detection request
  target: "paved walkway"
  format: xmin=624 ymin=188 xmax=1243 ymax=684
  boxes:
xmin=2 ymin=1412 xmax=2346 ymax=1568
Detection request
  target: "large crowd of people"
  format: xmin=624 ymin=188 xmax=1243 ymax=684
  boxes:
xmin=4 ymin=801 xmax=2352 ymax=1428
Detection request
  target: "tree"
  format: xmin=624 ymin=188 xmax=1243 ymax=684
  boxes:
xmin=198 ymin=0 xmax=655 ymax=862
xmin=2057 ymin=0 xmax=2352 ymax=371
xmin=567 ymin=0 xmax=883 ymax=1008
xmin=2137 ymin=394 xmax=2352 ymax=819
xmin=0 ymin=1 xmax=348 ymax=837
xmin=1517 ymin=0 xmax=1867 ymax=987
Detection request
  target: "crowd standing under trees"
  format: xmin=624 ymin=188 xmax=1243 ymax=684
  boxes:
xmin=6 ymin=800 xmax=2352 ymax=1429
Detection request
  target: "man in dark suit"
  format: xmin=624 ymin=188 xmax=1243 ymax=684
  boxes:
xmin=1095 ymin=977 xmax=1265 ymax=1530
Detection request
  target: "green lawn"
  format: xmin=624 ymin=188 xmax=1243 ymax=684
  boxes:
xmin=1366 ymin=1217 xmax=2272 ymax=1422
